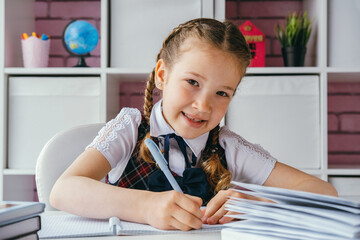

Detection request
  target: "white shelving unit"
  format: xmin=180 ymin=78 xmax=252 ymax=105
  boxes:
xmin=0 ymin=0 xmax=359 ymax=201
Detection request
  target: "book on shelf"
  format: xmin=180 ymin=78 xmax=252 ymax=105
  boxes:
xmin=222 ymin=182 xmax=360 ymax=240
xmin=38 ymin=212 xmax=226 ymax=238
xmin=0 ymin=215 xmax=40 ymax=240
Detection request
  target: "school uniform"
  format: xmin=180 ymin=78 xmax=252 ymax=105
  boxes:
xmin=87 ymin=100 xmax=276 ymax=202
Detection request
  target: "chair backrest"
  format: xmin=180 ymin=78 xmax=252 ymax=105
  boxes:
xmin=35 ymin=123 xmax=105 ymax=211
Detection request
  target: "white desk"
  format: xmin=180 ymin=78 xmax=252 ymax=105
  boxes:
xmin=40 ymin=211 xmax=222 ymax=240
xmin=56 ymin=232 xmax=221 ymax=240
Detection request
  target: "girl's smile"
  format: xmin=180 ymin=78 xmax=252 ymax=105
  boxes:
xmin=181 ymin=111 xmax=207 ymax=128
xmin=155 ymin=37 xmax=243 ymax=139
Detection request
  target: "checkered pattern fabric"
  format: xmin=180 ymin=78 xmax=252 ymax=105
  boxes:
xmin=106 ymin=119 xmax=158 ymax=190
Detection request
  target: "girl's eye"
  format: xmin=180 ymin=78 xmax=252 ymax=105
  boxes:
xmin=187 ymin=79 xmax=199 ymax=86
xmin=217 ymin=91 xmax=229 ymax=97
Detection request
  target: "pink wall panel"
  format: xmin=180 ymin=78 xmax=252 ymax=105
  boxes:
xmin=119 ymin=82 xmax=162 ymax=112
xmin=328 ymin=82 xmax=360 ymax=165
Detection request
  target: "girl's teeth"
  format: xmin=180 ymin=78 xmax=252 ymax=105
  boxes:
xmin=185 ymin=113 xmax=202 ymax=122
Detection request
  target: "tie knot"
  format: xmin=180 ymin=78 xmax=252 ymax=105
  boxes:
xmin=161 ymin=133 xmax=197 ymax=168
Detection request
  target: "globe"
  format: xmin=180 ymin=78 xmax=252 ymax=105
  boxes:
xmin=62 ymin=20 xmax=99 ymax=67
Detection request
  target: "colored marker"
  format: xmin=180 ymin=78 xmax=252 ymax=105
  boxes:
xmin=22 ymin=33 xmax=29 ymax=39
xmin=40 ymin=34 xmax=49 ymax=41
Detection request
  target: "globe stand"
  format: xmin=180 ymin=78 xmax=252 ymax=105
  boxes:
xmin=74 ymin=55 xmax=89 ymax=67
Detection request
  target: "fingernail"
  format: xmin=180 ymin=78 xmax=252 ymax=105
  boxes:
xmin=201 ymin=216 xmax=207 ymax=222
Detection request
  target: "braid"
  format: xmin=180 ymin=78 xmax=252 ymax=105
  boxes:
xmin=201 ymin=125 xmax=231 ymax=193
xmin=139 ymin=68 xmax=157 ymax=164
xmin=143 ymin=69 xmax=156 ymax=126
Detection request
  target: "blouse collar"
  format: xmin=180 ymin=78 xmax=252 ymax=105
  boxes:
xmin=149 ymin=100 xmax=209 ymax=158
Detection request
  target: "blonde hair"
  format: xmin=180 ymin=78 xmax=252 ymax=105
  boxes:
xmin=140 ymin=18 xmax=251 ymax=193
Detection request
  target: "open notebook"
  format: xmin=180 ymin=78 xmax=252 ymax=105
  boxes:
xmin=38 ymin=213 xmax=226 ymax=238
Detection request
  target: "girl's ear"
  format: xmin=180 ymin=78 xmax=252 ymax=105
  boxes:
xmin=155 ymin=59 xmax=166 ymax=90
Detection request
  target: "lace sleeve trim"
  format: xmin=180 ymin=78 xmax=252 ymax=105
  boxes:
xmin=87 ymin=108 xmax=141 ymax=153
xmin=219 ymin=126 xmax=276 ymax=162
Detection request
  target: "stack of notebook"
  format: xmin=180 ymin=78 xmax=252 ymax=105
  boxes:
xmin=222 ymin=182 xmax=360 ymax=240
xmin=0 ymin=201 xmax=45 ymax=240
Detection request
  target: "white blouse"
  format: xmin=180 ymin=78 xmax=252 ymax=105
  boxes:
xmin=87 ymin=101 xmax=277 ymax=185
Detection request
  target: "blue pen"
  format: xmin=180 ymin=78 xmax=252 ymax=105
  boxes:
xmin=145 ymin=138 xmax=183 ymax=193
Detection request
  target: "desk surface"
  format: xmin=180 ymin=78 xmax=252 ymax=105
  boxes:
xmin=40 ymin=211 xmax=222 ymax=240
xmin=57 ymin=232 xmax=221 ymax=240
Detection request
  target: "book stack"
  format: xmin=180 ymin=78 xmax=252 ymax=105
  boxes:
xmin=222 ymin=182 xmax=360 ymax=240
xmin=0 ymin=201 xmax=45 ymax=240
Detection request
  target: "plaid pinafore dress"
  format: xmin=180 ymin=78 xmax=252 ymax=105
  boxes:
xmin=106 ymin=118 xmax=227 ymax=204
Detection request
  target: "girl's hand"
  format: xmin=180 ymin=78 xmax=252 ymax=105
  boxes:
xmin=201 ymin=189 xmax=267 ymax=225
xmin=144 ymin=190 xmax=203 ymax=231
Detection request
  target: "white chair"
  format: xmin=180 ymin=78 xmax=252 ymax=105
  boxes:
xmin=35 ymin=123 xmax=105 ymax=211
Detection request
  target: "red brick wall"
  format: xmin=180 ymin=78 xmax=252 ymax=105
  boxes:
xmin=35 ymin=0 xmax=101 ymax=67
xmin=328 ymin=83 xmax=360 ymax=166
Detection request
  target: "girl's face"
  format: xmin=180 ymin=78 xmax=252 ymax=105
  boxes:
xmin=155 ymin=38 xmax=243 ymax=139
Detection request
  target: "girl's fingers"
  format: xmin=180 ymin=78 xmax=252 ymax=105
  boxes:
xmin=218 ymin=211 xmax=235 ymax=224
xmin=205 ymin=203 xmax=227 ymax=224
xmin=171 ymin=203 xmax=203 ymax=230
xmin=177 ymin=194 xmax=203 ymax=219
xmin=146 ymin=191 xmax=203 ymax=230
xmin=185 ymin=194 xmax=203 ymax=209
xmin=168 ymin=216 xmax=195 ymax=231
xmin=201 ymin=208 xmax=206 ymax=218
xmin=202 ymin=190 xmax=228 ymax=222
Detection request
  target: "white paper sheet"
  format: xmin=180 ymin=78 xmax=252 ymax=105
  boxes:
xmin=224 ymin=182 xmax=360 ymax=239
xmin=38 ymin=213 xmax=226 ymax=238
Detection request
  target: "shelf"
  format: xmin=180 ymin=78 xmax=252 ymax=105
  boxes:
xmin=3 ymin=169 xmax=35 ymax=175
xmin=326 ymin=67 xmax=360 ymax=73
xmin=106 ymin=68 xmax=152 ymax=75
xmin=3 ymin=66 xmax=334 ymax=76
xmin=327 ymin=71 xmax=360 ymax=82
xmin=4 ymin=67 xmax=326 ymax=77
xmin=246 ymin=67 xmax=322 ymax=75
xmin=327 ymin=164 xmax=360 ymax=176
xmin=4 ymin=67 xmax=103 ymax=75
xmin=4 ymin=67 xmax=153 ymax=79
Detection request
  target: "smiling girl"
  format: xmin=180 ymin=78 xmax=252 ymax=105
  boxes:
xmin=50 ymin=18 xmax=337 ymax=231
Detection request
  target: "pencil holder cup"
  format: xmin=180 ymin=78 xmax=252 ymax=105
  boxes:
xmin=21 ymin=36 xmax=50 ymax=67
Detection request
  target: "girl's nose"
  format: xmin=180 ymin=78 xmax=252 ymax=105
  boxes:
xmin=192 ymin=94 xmax=211 ymax=113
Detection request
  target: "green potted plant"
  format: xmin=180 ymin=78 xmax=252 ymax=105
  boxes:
xmin=274 ymin=11 xmax=313 ymax=67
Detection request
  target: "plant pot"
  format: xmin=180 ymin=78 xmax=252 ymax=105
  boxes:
xmin=281 ymin=47 xmax=306 ymax=67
